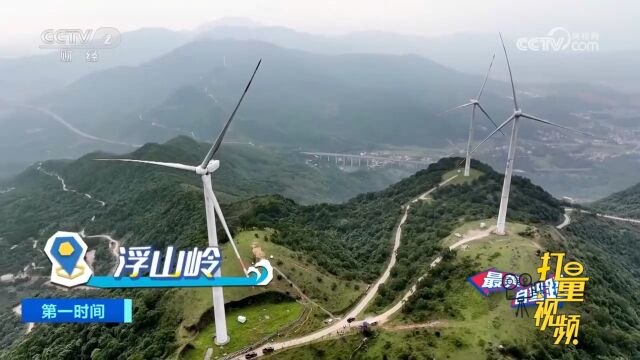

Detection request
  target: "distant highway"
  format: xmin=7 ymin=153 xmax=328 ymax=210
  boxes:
xmin=557 ymin=207 xmax=640 ymax=229
xmin=2 ymin=101 xmax=140 ymax=148
xmin=301 ymin=151 xmax=431 ymax=166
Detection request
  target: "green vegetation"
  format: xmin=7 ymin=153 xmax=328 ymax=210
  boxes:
xmin=267 ymin=334 xmax=363 ymax=360
xmin=2 ymin=288 xmax=185 ymax=360
xmin=180 ymin=298 xmax=303 ymax=360
xmin=234 ymin=158 xmax=465 ymax=282
xmin=592 ymin=181 xmax=640 ymax=218
xmin=547 ymin=213 xmax=640 ymax=358
xmin=370 ymin=161 xmax=561 ymax=312
xmin=4 ymin=154 xmax=640 ymax=360
xmin=441 ymin=168 xmax=483 ymax=186
xmin=397 ymin=224 xmax=543 ymax=359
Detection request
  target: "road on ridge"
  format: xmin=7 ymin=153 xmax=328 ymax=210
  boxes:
xmin=232 ymin=174 xmax=499 ymax=359
xmin=557 ymin=207 xmax=640 ymax=230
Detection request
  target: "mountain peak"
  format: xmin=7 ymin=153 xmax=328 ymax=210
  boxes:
xmin=195 ymin=17 xmax=264 ymax=33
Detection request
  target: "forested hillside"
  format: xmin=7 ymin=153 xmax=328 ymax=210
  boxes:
xmin=592 ymin=182 xmax=640 ymax=218
xmin=0 ymin=155 xmax=557 ymax=358
xmin=0 ymin=136 xmax=411 ymax=273
xmin=4 ymin=150 xmax=639 ymax=360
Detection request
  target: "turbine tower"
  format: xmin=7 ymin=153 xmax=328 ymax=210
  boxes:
xmin=97 ymin=59 xmax=262 ymax=345
xmin=440 ymin=54 xmax=502 ymax=176
xmin=471 ymin=34 xmax=593 ymax=235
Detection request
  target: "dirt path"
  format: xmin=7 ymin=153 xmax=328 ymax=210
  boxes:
xmin=232 ymin=175 xmax=461 ymax=359
xmin=362 ymin=225 xmax=495 ymax=327
xmin=84 ymin=234 xmax=121 ymax=274
xmin=37 ymin=164 xmax=106 ymax=207
xmin=416 ymin=175 xmax=458 ymax=201
xmin=383 ymin=320 xmax=446 ymax=331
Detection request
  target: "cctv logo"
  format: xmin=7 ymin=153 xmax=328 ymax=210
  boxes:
xmin=40 ymin=27 xmax=121 ymax=49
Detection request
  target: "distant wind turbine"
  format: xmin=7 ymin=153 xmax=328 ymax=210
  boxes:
xmin=440 ymin=54 xmax=503 ymax=176
xmin=471 ymin=34 xmax=594 ymax=235
xmin=96 ymin=59 xmax=262 ymax=345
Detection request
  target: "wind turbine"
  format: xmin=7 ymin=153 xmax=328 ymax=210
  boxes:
xmin=96 ymin=59 xmax=262 ymax=345
xmin=471 ymin=34 xmax=594 ymax=235
xmin=440 ymin=54 xmax=503 ymax=177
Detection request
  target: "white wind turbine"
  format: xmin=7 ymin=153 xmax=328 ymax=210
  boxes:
xmin=440 ymin=54 xmax=503 ymax=176
xmin=471 ymin=34 xmax=594 ymax=235
xmin=97 ymin=59 xmax=262 ymax=345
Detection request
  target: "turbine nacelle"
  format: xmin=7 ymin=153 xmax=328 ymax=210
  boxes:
xmin=196 ymin=160 xmax=220 ymax=175
xmin=514 ymin=109 xmax=523 ymax=117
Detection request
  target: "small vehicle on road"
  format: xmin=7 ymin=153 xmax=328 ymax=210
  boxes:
xmin=263 ymin=347 xmax=275 ymax=354
xmin=347 ymin=317 xmax=356 ymax=323
xmin=245 ymin=352 xmax=258 ymax=359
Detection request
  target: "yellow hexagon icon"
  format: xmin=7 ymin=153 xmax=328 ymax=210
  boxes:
xmin=58 ymin=241 xmax=75 ymax=256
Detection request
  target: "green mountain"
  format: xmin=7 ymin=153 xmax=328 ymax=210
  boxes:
xmin=1 ymin=37 xmax=602 ymax=176
xmin=0 ymin=136 xmax=413 ymax=271
xmin=197 ymin=23 xmax=640 ymax=92
xmin=592 ymin=182 xmax=640 ymax=218
xmin=1 ymin=142 xmax=639 ymax=359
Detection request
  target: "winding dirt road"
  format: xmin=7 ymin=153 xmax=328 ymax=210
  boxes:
xmin=231 ymin=175 xmax=493 ymax=359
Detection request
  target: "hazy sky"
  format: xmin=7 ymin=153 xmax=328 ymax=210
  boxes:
xmin=2 ymin=0 xmax=638 ymax=52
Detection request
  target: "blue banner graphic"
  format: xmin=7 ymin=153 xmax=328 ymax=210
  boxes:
xmin=87 ymin=270 xmax=269 ymax=288
xmin=21 ymin=298 xmax=132 ymax=323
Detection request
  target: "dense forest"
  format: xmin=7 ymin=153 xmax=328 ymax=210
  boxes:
xmin=0 ymin=156 xmax=469 ymax=358
xmin=592 ymin=181 xmax=640 ymax=218
xmin=233 ymin=158 xmax=456 ymax=281
xmin=2 ymin=288 xmax=184 ymax=360
xmin=0 ymin=136 xmax=407 ymax=274
xmin=372 ymin=161 xmax=562 ymax=309
xmin=3 ymin=153 xmax=639 ymax=359
xmin=553 ymin=213 xmax=640 ymax=358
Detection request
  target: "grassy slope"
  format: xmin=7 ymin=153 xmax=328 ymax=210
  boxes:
xmin=173 ymin=230 xmax=364 ymax=358
xmin=271 ymin=221 xmax=546 ymax=360
xmin=181 ymin=301 xmax=303 ymax=360
xmin=441 ymin=168 xmax=483 ymax=186
xmin=396 ymin=222 xmax=542 ymax=359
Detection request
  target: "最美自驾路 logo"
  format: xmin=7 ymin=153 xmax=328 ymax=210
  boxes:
xmin=44 ymin=231 xmax=273 ymax=289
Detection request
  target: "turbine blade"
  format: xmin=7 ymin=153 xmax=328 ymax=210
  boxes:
xmin=438 ymin=102 xmax=473 ymax=116
xmin=201 ymin=59 xmax=262 ymax=168
xmin=476 ymin=103 xmax=505 ymax=135
xmin=94 ymin=159 xmax=197 ymax=172
xmin=476 ymin=53 xmax=496 ymax=100
xmin=499 ymin=33 xmax=519 ymax=110
xmin=521 ymin=113 xmax=596 ymax=137
xmin=209 ymin=190 xmax=248 ymax=276
xmin=469 ymin=114 xmax=515 ymax=155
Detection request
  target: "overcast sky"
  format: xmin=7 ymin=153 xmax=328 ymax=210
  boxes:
xmin=2 ymin=0 xmax=638 ymax=53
